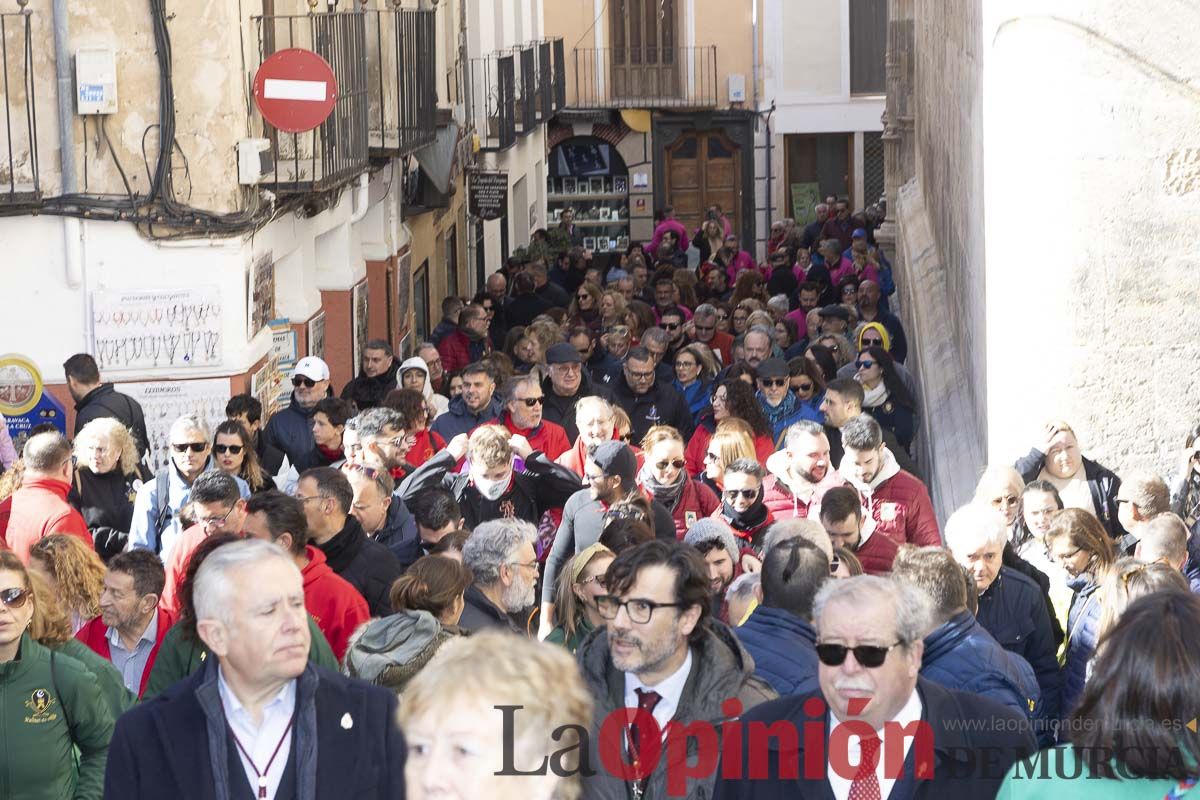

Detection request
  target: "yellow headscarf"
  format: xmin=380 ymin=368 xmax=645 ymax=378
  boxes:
xmin=857 ymin=322 xmax=891 ymax=352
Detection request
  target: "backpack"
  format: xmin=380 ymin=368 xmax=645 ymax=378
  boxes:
xmin=151 ymin=470 xmax=171 ymax=554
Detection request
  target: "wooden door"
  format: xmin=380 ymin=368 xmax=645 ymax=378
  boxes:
xmin=664 ymin=130 xmax=742 ymax=239
xmin=610 ymin=0 xmax=678 ymax=102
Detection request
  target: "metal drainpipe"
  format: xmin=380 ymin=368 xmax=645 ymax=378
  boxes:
xmin=52 ymin=0 xmax=85 ymax=290
xmin=751 ymin=0 xmax=761 ymax=254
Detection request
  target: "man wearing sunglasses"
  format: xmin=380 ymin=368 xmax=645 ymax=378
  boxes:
xmin=130 ymin=415 xmax=249 ymax=561
xmin=159 ymin=471 xmax=249 ymax=616
xmin=263 ymin=357 xmax=332 ymax=473
xmin=496 ymin=374 xmax=570 ymax=461
xmin=713 ymin=459 xmax=775 ymax=552
xmin=891 ymin=546 xmax=1042 ymax=726
xmin=578 ymin=540 xmax=775 ymax=800
xmin=715 ymin=575 xmax=1036 ymax=798
xmin=0 ymin=431 xmax=90 ymax=560
xmin=755 ymin=358 xmax=814 ymax=445
xmin=690 ymin=304 xmax=733 ymax=365
xmin=542 ymin=343 xmax=614 ymax=443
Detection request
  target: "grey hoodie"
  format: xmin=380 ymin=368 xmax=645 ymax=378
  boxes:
xmin=342 ymin=610 xmax=454 ymax=691
xmin=577 ymin=620 xmax=777 ymax=800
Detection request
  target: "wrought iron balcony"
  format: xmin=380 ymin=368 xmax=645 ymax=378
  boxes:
xmin=364 ymin=6 xmax=437 ymax=158
xmin=467 ymin=52 xmax=517 ymax=151
xmin=571 ymin=45 xmax=718 ymax=109
xmin=251 ymin=11 xmax=369 ymax=193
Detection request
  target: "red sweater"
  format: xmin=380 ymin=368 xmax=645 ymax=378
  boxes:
xmin=302 ymin=545 xmax=370 ymax=662
xmin=76 ymin=607 xmax=175 ymax=698
xmin=0 ymin=477 xmax=91 ymax=561
xmin=406 ymin=429 xmax=446 ymax=468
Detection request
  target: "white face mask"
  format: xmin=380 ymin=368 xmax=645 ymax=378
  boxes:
xmin=474 ymin=471 xmax=512 ymax=501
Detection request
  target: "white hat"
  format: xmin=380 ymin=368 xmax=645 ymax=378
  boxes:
xmin=292 ymin=356 xmax=330 ymax=382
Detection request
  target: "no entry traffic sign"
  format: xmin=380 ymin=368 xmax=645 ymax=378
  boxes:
xmin=253 ymin=49 xmax=338 ymax=133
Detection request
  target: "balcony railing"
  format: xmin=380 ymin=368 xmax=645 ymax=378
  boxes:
xmin=514 ymin=45 xmax=537 ymax=135
xmin=467 ymin=52 xmax=516 ymax=151
xmin=534 ymin=38 xmax=565 ymax=122
xmin=572 ymin=46 xmax=718 ymax=108
xmin=364 ymin=7 xmax=437 ymax=158
xmin=0 ymin=9 xmax=40 ymax=204
xmin=252 ymin=11 xmax=369 ymax=193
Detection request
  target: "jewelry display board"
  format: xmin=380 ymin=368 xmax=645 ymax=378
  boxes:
xmin=248 ymin=253 xmax=276 ymax=340
xmin=114 ymin=378 xmax=231 ymax=473
xmin=92 ymin=287 xmax=222 ymax=372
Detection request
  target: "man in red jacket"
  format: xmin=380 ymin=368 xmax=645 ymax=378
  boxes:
xmin=493 ymin=374 xmax=570 ymax=461
xmin=437 ymin=303 xmax=492 ymax=375
xmin=837 ymin=414 xmax=941 ymax=547
xmin=243 ymin=490 xmax=369 ymax=661
xmin=77 ymin=549 xmax=173 ymax=698
xmin=762 ymin=420 xmax=845 ymax=521
xmin=0 ymin=431 xmax=90 ymax=561
xmin=160 ymin=471 xmax=248 ymax=616
xmin=818 ymin=485 xmax=898 ymax=575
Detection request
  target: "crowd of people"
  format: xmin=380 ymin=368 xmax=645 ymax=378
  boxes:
xmin=0 ymin=200 xmax=1196 ymax=799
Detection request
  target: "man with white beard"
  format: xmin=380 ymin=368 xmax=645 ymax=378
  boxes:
xmin=459 ymin=518 xmax=540 ymax=634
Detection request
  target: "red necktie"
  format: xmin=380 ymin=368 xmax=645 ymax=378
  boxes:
xmin=848 ymin=735 xmax=881 ymax=800
xmin=629 ymin=688 xmax=662 ymax=758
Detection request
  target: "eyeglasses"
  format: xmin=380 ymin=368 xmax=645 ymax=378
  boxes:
xmin=0 ymin=587 xmax=31 ymax=609
xmin=759 ymin=378 xmax=788 ymax=388
xmin=704 ymin=451 xmax=721 ymax=463
xmin=716 ymin=312 xmax=730 ymax=321
xmin=171 ymin=442 xmax=208 ymax=453
xmin=517 ymin=397 xmax=544 ymax=407
xmin=663 ymin=322 xmax=681 ymax=330
xmin=795 ymin=382 xmax=814 ymax=392
xmin=199 ymin=505 xmax=237 ymax=528
xmin=856 ymin=360 xmax=875 ymax=370
xmin=815 ymin=641 xmax=904 ymax=668
xmin=509 ymin=559 xmax=539 ymax=571
xmin=579 ymin=574 xmax=608 ymax=589
xmin=675 ymin=360 xmax=697 ymax=369
xmin=595 ymin=595 xmax=687 ymax=624
xmin=213 ymin=444 xmax=243 ymax=455
xmin=626 ymin=369 xmax=655 ymax=380
xmin=829 ymin=553 xmax=841 ymax=575
xmin=655 ymin=459 xmax=686 ymax=471
xmin=862 ymin=339 xmax=884 ymax=347
xmin=604 ymin=325 xmax=631 ymax=337
xmin=724 ymin=488 xmax=758 ymax=501
xmin=292 ymin=376 xmax=318 ymax=388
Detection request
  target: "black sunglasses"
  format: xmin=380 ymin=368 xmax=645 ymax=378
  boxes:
xmin=759 ymin=378 xmax=788 ymax=388
xmin=663 ymin=322 xmax=681 ymax=330
xmin=655 ymin=459 xmax=686 ymax=471
xmin=0 ymin=587 xmax=31 ymax=609
xmin=213 ymin=444 xmax=243 ymax=455
xmin=816 ymin=641 xmax=904 ymax=669
xmin=862 ymin=338 xmax=884 ymax=347
xmin=292 ymin=376 xmax=317 ymax=388
xmin=856 ymin=360 xmax=875 ymax=370
xmin=795 ymin=382 xmax=814 ymax=392
xmin=518 ymin=397 xmax=544 ymax=407
xmin=171 ymin=442 xmax=208 ymax=453
xmin=723 ymin=488 xmax=758 ymax=501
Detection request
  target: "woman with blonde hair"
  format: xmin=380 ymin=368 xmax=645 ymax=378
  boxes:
xmin=69 ymin=416 xmax=148 ymax=560
xmin=27 ymin=533 xmax=106 ymax=634
xmin=1046 ymin=508 xmax=1116 ymax=713
xmin=1096 ymin=558 xmax=1188 ymax=641
xmin=546 ymin=543 xmax=614 ymax=653
xmin=700 ymin=419 xmax=759 ymax=496
xmin=400 ymin=631 xmax=593 ymax=800
xmin=638 ymin=426 xmax=720 ymax=538
xmin=599 ymin=289 xmax=627 ymax=326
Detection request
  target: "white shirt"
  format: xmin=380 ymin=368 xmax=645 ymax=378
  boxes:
xmin=827 ymin=688 xmax=923 ymax=800
xmin=218 ymin=668 xmax=297 ymax=800
xmin=622 ymin=648 xmax=694 ymax=739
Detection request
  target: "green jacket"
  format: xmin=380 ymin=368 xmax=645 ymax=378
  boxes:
xmin=51 ymin=639 xmax=134 ymax=723
xmin=0 ymin=633 xmax=114 ymax=800
xmin=143 ymin=615 xmax=338 ymax=698
xmin=545 ymin=614 xmax=595 ymax=654
xmin=998 ymin=745 xmax=1183 ymax=799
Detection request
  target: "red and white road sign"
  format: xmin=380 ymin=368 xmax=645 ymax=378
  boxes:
xmin=252 ymin=48 xmax=338 ymax=133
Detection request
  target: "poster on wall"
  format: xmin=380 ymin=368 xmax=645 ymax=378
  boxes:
xmin=351 ymin=281 xmax=369 ymax=363
xmin=250 ymin=354 xmax=285 ymax=418
xmin=396 ymin=248 xmax=412 ymax=341
xmin=790 ymin=182 xmax=822 ymax=226
xmin=114 ymin=378 xmax=231 ymax=474
xmin=247 ymin=253 xmax=276 ymax=340
xmin=92 ymin=287 xmax=222 ymax=372
xmin=307 ymin=311 xmax=326 ymax=360
xmin=0 ymin=353 xmax=67 ymax=454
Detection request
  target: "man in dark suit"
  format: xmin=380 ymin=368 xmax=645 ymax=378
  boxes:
xmin=713 ymin=575 xmax=1036 ymax=800
xmin=103 ymin=538 xmax=406 ymax=799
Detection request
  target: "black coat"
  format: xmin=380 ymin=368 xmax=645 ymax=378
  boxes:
xmin=104 ymin=657 xmax=406 ymax=800
xmin=712 ymin=677 xmax=1036 ymax=800
xmin=68 ymin=467 xmax=145 ymax=560
xmin=74 ymin=384 xmax=150 ymax=460
xmin=507 ymin=294 xmax=553 ymax=328
xmin=339 ymin=359 xmax=401 ymax=411
xmin=540 ymin=372 xmax=614 ymax=442
xmin=1015 ymin=450 xmax=1127 ymax=543
xmin=610 ymin=374 xmax=694 ymax=443
xmin=315 ymin=516 xmax=404 ymax=618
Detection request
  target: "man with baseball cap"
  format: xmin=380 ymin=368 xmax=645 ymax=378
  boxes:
xmin=541 ymin=342 xmax=613 ymax=442
xmin=756 ymin=358 xmax=815 ymax=444
xmin=817 ymin=304 xmax=850 ymax=336
xmin=263 ymin=356 xmax=332 ymax=471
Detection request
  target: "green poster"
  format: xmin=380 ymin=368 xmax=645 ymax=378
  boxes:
xmin=791 ymin=182 xmax=822 ymax=225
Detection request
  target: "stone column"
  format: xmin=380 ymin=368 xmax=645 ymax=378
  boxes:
xmin=876 ymin=0 xmax=914 ymax=255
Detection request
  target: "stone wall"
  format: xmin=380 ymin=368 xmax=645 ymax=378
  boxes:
xmin=896 ymin=0 xmax=1200 ymax=517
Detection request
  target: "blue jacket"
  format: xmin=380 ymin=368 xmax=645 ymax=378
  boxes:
xmin=429 ymin=394 xmax=503 ymax=442
xmin=734 ymin=605 xmax=820 ymax=697
xmin=920 ymin=610 xmax=1041 ymax=723
xmin=673 ymin=378 xmax=713 ymax=418
xmin=1062 ymin=576 xmax=1103 ymax=715
xmin=128 ymin=461 xmax=249 ymax=563
xmin=262 ymin=392 xmax=321 ymax=471
xmin=976 ymin=566 xmax=1061 ymax=730
xmin=104 ymin=657 xmax=406 ymax=800
xmin=374 ymin=492 xmax=422 ymax=570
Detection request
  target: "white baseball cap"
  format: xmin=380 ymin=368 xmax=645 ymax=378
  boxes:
xmin=292 ymin=356 xmax=330 ymax=382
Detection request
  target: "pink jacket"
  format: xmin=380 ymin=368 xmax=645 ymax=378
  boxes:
xmin=649 ymin=219 xmax=690 ymax=254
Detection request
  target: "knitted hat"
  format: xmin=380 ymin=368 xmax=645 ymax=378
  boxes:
xmin=684 ymin=518 xmax=739 ymax=563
